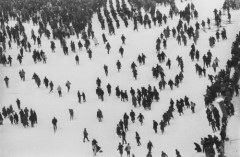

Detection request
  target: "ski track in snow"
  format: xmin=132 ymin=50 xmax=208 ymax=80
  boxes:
xmin=0 ymin=0 xmax=240 ymax=157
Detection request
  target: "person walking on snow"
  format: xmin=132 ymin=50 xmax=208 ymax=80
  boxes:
xmin=4 ymin=76 xmax=9 ymax=88
xmin=83 ymin=128 xmax=90 ymax=142
xmin=117 ymin=142 xmax=124 ymax=157
xmin=147 ymin=141 xmax=153 ymax=153
xmin=121 ymin=34 xmax=126 ymax=45
xmin=65 ymin=81 xmax=71 ymax=92
xmin=52 ymin=117 xmax=57 ymax=133
xmin=125 ymin=143 xmax=131 ymax=157
xmin=57 ymin=85 xmax=62 ymax=97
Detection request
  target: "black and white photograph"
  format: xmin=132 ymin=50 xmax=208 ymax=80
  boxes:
xmin=0 ymin=0 xmax=240 ymax=156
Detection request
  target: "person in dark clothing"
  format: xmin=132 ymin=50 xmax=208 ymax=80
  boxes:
xmin=16 ymin=98 xmax=21 ymax=110
xmin=175 ymin=149 xmax=181 ymax=157
xmin=107 ymin=83 xmax=111 ymax=96
xmin=147 ymin=141 xmax=153 ymax=153
xmin=52 ymin=117 xmax=57 ymax=133
xmin=97 ymin=109 xmax=103 ymax=122
xmin=75 ymin=55 xmax=79 ymax=65
xmin=116 ymin=60 xmax=122 ymax=72
xmin=130 ymin=110 xmax=135 ymax=123
xmin=121 ymin=130 xmax=127 ymax=144
xmin=83 ymin=128 xmax=90 ymax=142
xmin=137 ymin=113 xmax=144 ymax=125
xmin=117 ymin=142 xmax=124 ymax=157
xmin=121 ymin=34 xmax=126 ymax=45
xmin=69 ymin=109 xmax=74 ymax=120
xmin=49 ymin=81 xmax=54 ymax=93
xmin=82 ymin=92 xmax=86 ymax=102
xmin=135 ymin=132 xmax=141 ymax=146
xmin=153 ymin=120 xmax=158 ymax=133
xmin=4 ymin=76 xmax=9 ymax=88
xmin=194 ymin=142 xmax=202 ymax=152
xmin=104 ymin=64 xmax=108 ymax=76
xmin=77 ymin=90 xmax=82 ymax=103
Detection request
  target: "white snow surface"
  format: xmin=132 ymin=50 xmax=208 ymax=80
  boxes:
xmin=0 ymin=0 xmax=240 ymax=157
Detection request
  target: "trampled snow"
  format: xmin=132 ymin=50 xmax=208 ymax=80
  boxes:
xmin=0 ymin=0 xmax=240 ymax=157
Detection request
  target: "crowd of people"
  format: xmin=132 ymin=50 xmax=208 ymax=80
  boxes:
xmin=0 ymin=0 xmax=239 ymax=156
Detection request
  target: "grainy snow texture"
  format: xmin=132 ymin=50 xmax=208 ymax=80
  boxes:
xmin=0 ymin=0 xmax=240 ymax=157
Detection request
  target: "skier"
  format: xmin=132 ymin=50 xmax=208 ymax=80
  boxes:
xmin=52 ymin=117 xmax=57 ymax=133
xmin=83 ymin=128 xmax=90 ymax=142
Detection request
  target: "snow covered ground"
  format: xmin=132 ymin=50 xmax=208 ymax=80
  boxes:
xmin=0 ymin=0 xmax=240 ymax=157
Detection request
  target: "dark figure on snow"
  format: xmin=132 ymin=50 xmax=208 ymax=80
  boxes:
xmin=121 ymin=34 xmax=126 ymax=45
xmin=97 ymin=109 xmax=103 ymax=122
xmin=147 ymin=141 xmax=153 ymax=153
xmin=4 ymin=76 xmax=9 ymax=88
xmin=137 ymin=113 xmax=144 ymax=125
xmin=194 ymin=142 xmax=202 ymax=152
xmin=49 ymin=81 xmax=54 ymax=93
xmin=75 ymin=55 xmax=79 ymax=65
xmin=83 ymin=128 xmax=90 ymax=142
xmin=65 ymin=81 xmax=71 ymax=92
xmin=119 ymin=46 xmax=124 ymax=57
xmin=104 ymin=65 xmax=108 ymax=76
xmin=175 ymin=149 xmax=181 ymax=157
xmin=69 ymin=109 xmax=74 ymax=120
xmin=116 ymin=60 xmax=122 ymax=72
xmin=117 ymin=142 xmax=124 ymax=157
xmin=16 ymin=98 xmax=21 ymax=110
xmin=107 ymin=83 xmax=111 ymax=96
xmin=57 ymin=85 xmax=62 ymax=97
xmin=52 ymin=117 xmax=57 ymax=133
